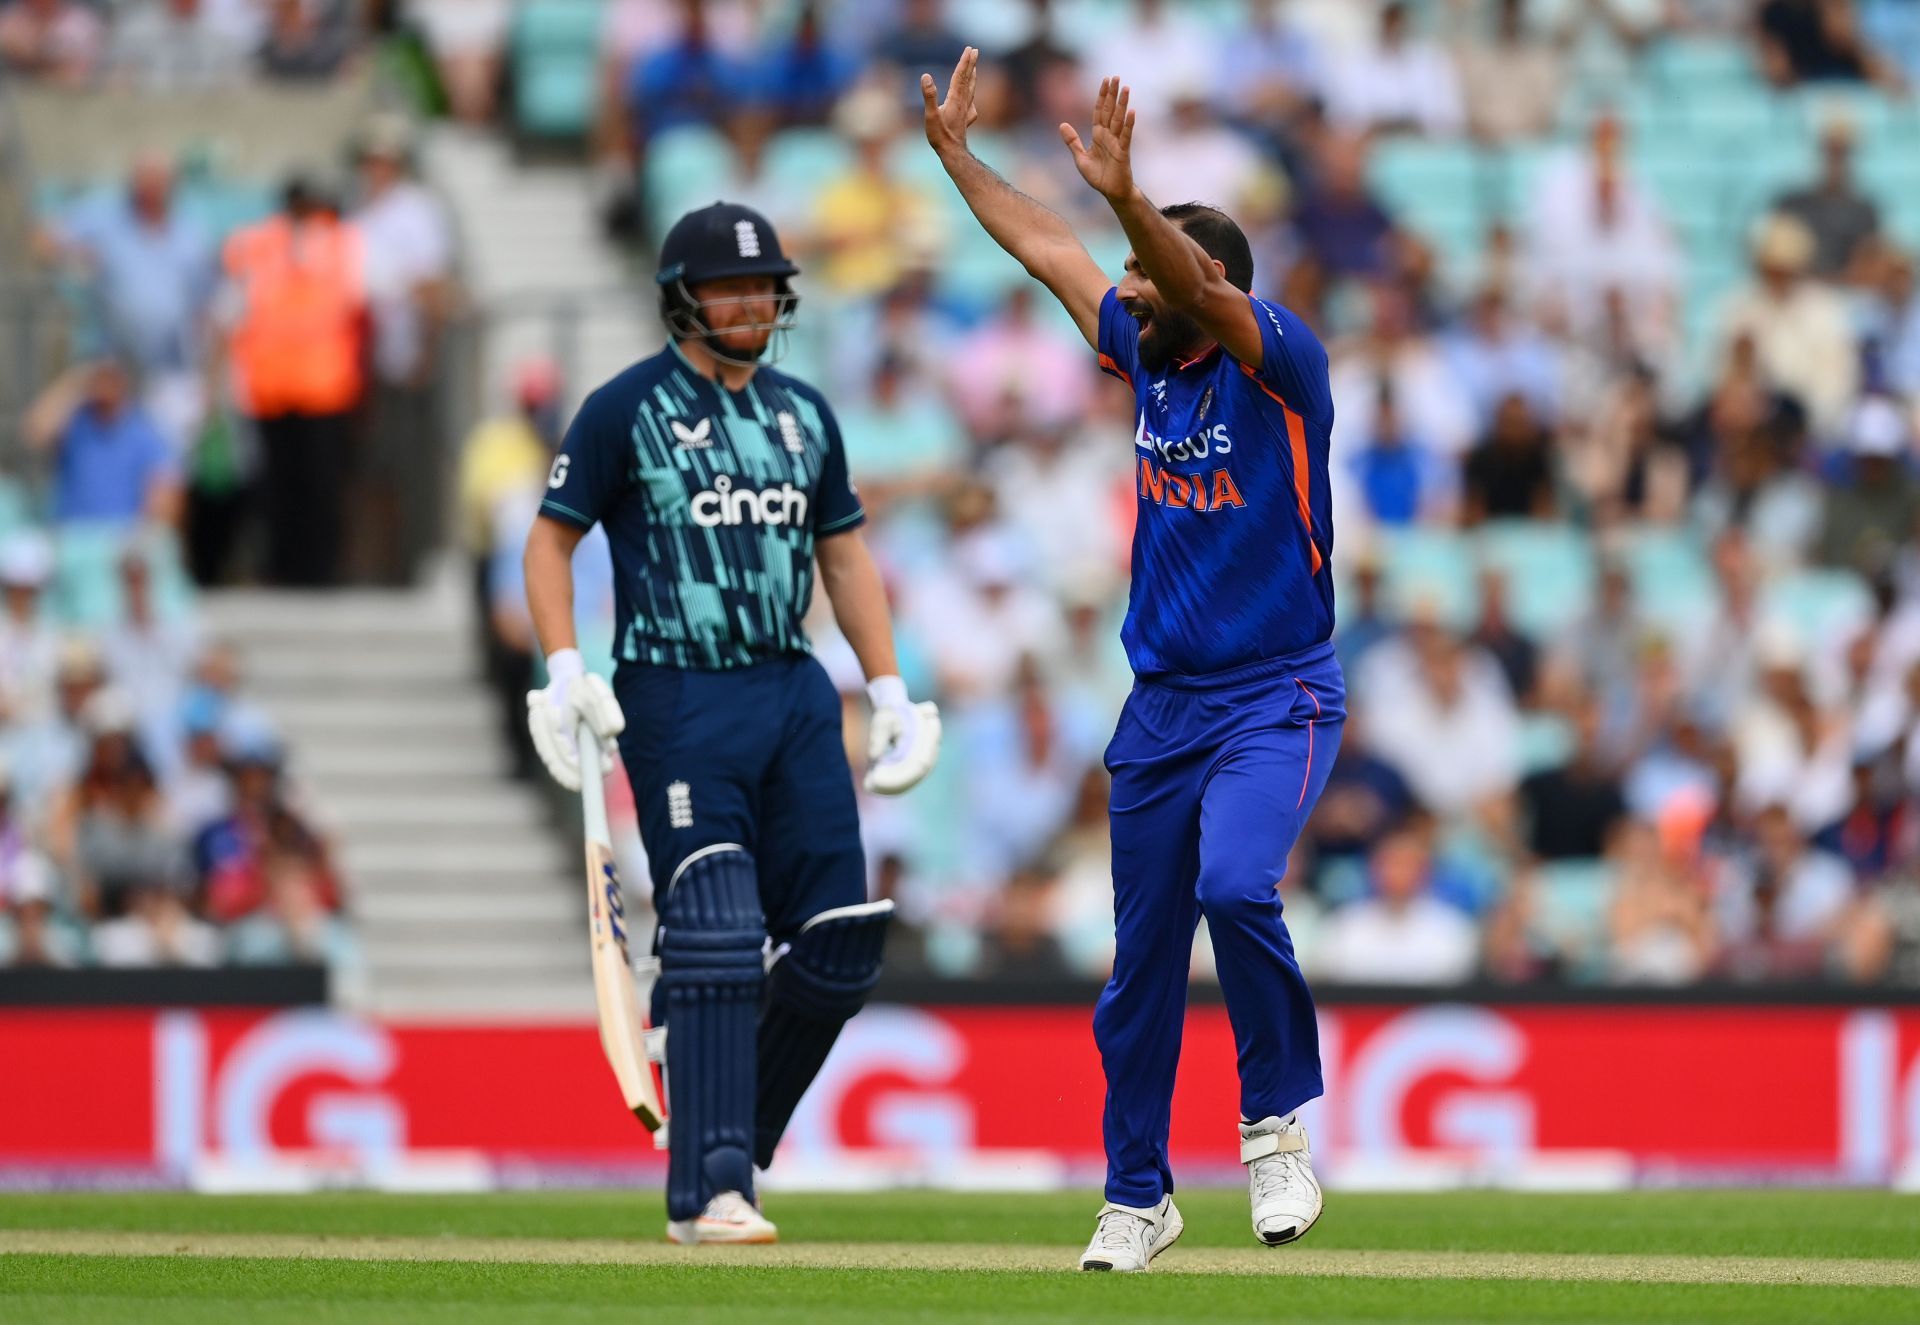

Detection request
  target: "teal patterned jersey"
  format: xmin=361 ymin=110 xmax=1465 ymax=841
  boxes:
xmin=538 ymin=341 xmax=866 ymax=671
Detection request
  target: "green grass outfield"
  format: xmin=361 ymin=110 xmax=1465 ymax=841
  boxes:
xmin=2 ymin=1190 xmax=1916 ymax=1324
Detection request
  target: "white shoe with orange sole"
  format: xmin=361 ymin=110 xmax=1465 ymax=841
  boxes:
xmin=666 ymin=1191 xmax=778 ymax=1245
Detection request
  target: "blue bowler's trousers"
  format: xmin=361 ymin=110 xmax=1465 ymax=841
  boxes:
xmin=1095 ymin=640 xmax=1346 ymax=1207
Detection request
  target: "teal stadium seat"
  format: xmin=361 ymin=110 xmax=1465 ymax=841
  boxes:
xmin=644 ymin=124 xmax=737 ymax=238
xmin=1761 ymin=567 xmax=1875 ymax=644
xmin=1532 ymin=858 xmax=1615 ymax=980
xmin=52 ymin=526 xmax=194 ymax=630
xmin=512 ymin=0 xmax=603 ymax=140
xmin=1475 ymin=520 xmax=1596 ymax=639
xmin=1616 ymin=525 xmax=1715 ymax=643
xmin=1376 ymin=525 xmax=1477 ymax=630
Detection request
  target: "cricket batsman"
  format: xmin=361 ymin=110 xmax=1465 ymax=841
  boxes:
xmin=926 ymin=51 xmax=1343 ymax=1270
xmin=522 ymin=202 xmax=941 ymax=1244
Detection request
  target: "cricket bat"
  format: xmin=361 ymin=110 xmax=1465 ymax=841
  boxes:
xmin=578 ymin=716 xmax=665 ymax=1132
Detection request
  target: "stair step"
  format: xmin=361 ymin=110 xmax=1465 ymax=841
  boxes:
xmin=356 ymin=893 xmax=577 ymax=924
xmin=344 ymin=840 xmax=570 ymax=876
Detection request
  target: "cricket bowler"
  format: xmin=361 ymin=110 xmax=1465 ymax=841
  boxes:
xmin=522 ymin=201 xmax=941 ymax=1244
xmin=926 ymin=51 xmax=1344 ymax=1270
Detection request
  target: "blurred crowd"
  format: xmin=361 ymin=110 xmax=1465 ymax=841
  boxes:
xmin=18 ymin=0 xmax=1920 ymax=989
xmin=0 ymin=526 xmax=354 ymax=973
xmin=494 ymin=0 xmax=1920 ymax=989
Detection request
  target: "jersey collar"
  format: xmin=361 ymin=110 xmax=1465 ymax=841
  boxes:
xmin=1172 ymin=341 xmax=1220 ymax=372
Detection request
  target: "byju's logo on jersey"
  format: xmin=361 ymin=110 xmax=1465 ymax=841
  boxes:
xmin=691 ymin=475 xmax=810 ymax=529
xmin=671 ymin=417 xmax=713 ymax=449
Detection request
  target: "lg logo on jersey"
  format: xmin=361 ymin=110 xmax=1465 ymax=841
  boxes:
xmin=690 ymin=475 xmax=810 ymax=528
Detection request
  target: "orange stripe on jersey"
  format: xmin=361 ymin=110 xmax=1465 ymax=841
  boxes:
xmin=1240 ymin=363 xmax=1324 ymax=575
xmin=1098 ymin=353 xmax=1133 ymax=387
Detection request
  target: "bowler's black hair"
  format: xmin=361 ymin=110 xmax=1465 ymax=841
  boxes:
xmin=1161 ymin=201 xmax=1254 ymax=292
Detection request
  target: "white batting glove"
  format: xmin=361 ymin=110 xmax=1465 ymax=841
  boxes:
xmin=864 ymin=675 xmax=941 ymax=796
xmin=527 ymin=648 xmax=625 ymax=792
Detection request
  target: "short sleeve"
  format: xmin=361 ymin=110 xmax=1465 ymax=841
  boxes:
xmin=538 ymin=386 xmax=631 ymax=530
xmin=1095 ymin=286 xmax=1140 ymax=387
xmin=1244 ymin=295 xmax=1332 ymax=421
xmin=812 ymin=398 xmax=867 ymax=538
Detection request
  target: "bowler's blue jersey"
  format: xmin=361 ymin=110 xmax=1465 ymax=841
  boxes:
xmin=539 ymin=343 xmax=865 ymax=670
xmin=1097 ymin=288 xmax=1335 ymax=680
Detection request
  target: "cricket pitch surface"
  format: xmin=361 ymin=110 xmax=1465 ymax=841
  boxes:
xmin=4 ymin=1189 xmax=1916 ymax=1323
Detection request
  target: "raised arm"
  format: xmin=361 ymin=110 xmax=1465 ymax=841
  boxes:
xmin=1062 ymin=78 xmax=1264 ymax=369
xmin=923 ymin=48 xmax=1108 ymax=347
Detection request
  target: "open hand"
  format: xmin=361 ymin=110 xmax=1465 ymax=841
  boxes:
xmin=1060 ymin=76 xmax=1136 ymax=202
xmin=922 ymin=46 xmax=981 ymax=160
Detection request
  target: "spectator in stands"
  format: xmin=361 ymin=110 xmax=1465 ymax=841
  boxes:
xmin=1130 ymin=83 xmax=1269 ymax=222
xmin=1566 ymin=362 xmax=1691 ymax=525
xmin=757 ymin=1 xmax=857 ymax=128
xmin=44 ymin=688 xmax=186 ymax=918
xmin=1470 ymin=568 xmax=1540 ymax=704
xmin=839 ymin=354 xmax=966 ymax=518
xmin=0 ymin=0 xmax=103 ymax=85
xmin=1452 ymin=0 xmax=1562 ymax=143
xmin=1307 ymin=709 xmax=1415 ymax=861
xmin=351 ymin=115 xmax=455 ymax=585
xmin=1607 ymin=816 xmax=1720 ymax=984
xmin=1347 ymin=382 xmax=1450 ymax=527
xmin=196 ymin=726 xmax=339 ymax=924
xmin=1521 ymin=697 xmax=1628 ymax=859
xmin=22 ymin=359 xmax=183 ymax=529
xmin=1757 ymin=0 xmax=1902 ymax=88
xmin=110 ymin=0 xmax=251 ymax=91
xmin=1445 ymin=287 xmax=1562 ymax=434
xmin=1715 ymin=214 xmax=1858 ymax=440
xmin=1359 ymin=612 xmax=1523 ymax=822
xmin=1214 ymin=0 xmax=1320 ymax=132
xmin=1462 ymin=392 xmax=1559 ymax=523
xmin=408 ymin=0 xmax=510 ymax=124
xmin=1325 ymin=1 xmax=1463 ymax=138
xmin=872 ymin=0 xmax=966 ymax=90
xmin=1083 ymin=0 xmax=1213 ymax=129
xmin=92 ymin=880 xmax=221 ymax=967
xmin=626 ymin=0 xmax=750 ymax=146
xmin=977 ymin=866 xmax=1075 ymax=979
xmin=36 ymin=151 xmax=217 ymax=451
xmin=810 ymin=81 xmax=940 ymax=298
xmin=222 ymin=176 xmax=366 ymax=587
xmin=1332 ymin=281 xmax=1478 ymax=468
xmin=1523 ymin=111 xmax=1681 ymax=359
xmin=1814 ymin=395 xmax=1919 ymax=578
xmin=257 ymin=0 xmax=353 ymax=81
xmin=102 ymin=546 xmax=198 ymax=751
xmin=1318 ymin=819 xmax=1479 ymax=983
xmin=947 ymin=285 xmax=1092 ymax=441
xmin=1291 ymin=133 xmax=1398 ymax=281
xmin=1715 ymin=802 xmax=1861 ymax=978
xmin=1775 ymin=116 xmax=1882 ymax=280
xmin=0 ymin=534 xmax=58 ymax=727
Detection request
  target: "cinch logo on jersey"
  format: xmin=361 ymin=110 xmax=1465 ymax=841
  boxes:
xmin=1138 ymin=457 xmax=1246 ymax=512
xmin=690 ymin=474 xmax=810 ymax=528
xmin=1135 ymin=412 xmax=1234 ymax=464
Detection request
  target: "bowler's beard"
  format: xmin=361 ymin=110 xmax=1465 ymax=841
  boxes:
xmin=1136 ymin=306 xmax=1208 ymax=372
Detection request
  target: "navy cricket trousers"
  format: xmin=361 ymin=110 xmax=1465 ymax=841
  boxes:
xmin=1096 ymin=641 xmax=1346 ymax=1207
xmin=614 ymin=654 xmax=866 ymax=938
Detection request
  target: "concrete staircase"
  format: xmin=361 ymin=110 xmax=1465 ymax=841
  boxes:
xmin=201 ymin=567 xmax=594 ymax=1019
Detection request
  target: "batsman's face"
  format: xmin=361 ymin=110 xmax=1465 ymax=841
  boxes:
xmin=691 ymin=275 xmax=781 ymax=356
xmin=1118 ymin=252 xmax=1206 ymax=373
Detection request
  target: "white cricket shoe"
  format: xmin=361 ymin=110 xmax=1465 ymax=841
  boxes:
xmin=1241 ymin=1114 xmax=1322 ymax=1246
xmin=666 ymin=1191 xmax=778 ymax=1245
xmin=1079 ymin=1195 xmax=1183 ymax=1272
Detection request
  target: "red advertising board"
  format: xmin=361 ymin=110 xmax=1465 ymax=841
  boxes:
xmin=4 ymin=1003 xmax=1918 ymax=1184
